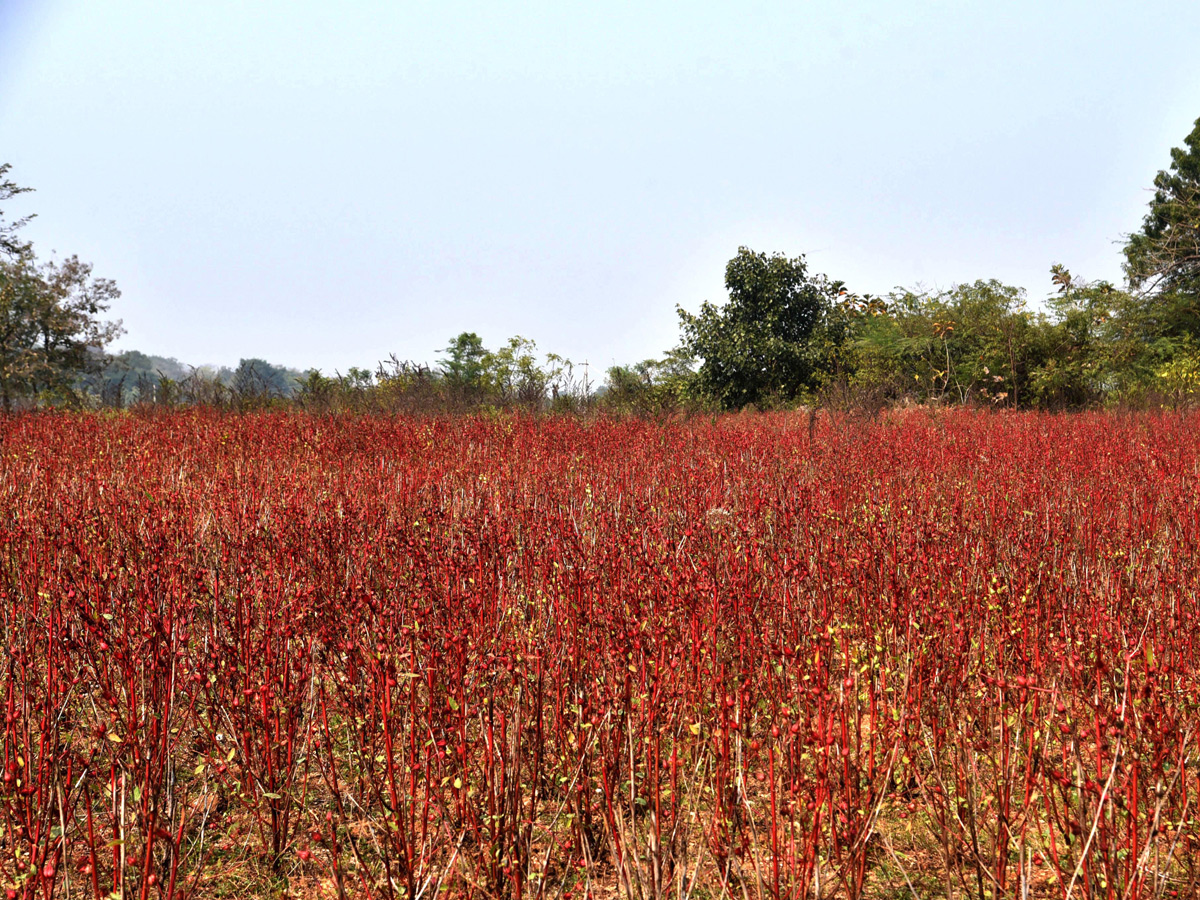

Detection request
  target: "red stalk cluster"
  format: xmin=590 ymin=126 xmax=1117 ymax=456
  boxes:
xmin=0 ymin=409 xmax=1197 ymax=899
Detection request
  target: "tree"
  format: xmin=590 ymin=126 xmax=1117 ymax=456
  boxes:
xmin=0 ymin=255 xmax=123 ymax=410
xmin=438 ymin=332 xmax=490 ymax=397
xmin=0 ymin=164 xmax=34 ymax=259
xmin=677 ymin=247 xmax=842 ymax=409
xmin=1124 ymin=117 xmax=1200 ymax=336
xmin=485 ymin=336 xmax=546 ymax=406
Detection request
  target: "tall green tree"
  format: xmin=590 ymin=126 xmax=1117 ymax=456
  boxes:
xmin=678 ymin=247 xmax=842 ymax=409
xmin=1124 ymin=116 xmax=1200 ymax=338
xmin=0 ymin=255 xmax=123 ymax=410
xmin=438 ymin=332 xmax=490 ymax=394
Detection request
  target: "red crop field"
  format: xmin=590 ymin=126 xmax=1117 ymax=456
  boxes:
xmin=2 ymin=409 xmax=1199 ymax=899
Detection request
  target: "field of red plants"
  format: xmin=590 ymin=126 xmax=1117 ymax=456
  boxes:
xmin=1 ymin=409 xmax=1198 ymax=899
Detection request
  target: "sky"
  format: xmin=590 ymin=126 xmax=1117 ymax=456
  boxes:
xmin=2 ymin=1 xmax=1199 ymax=375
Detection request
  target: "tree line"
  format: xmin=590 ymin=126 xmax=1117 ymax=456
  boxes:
xmin=2 ymin=115 xmax=1199 ymax=413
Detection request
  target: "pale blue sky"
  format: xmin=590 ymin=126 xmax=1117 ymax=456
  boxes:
xmin=2 ymin=1 xmax=1199 ymax=374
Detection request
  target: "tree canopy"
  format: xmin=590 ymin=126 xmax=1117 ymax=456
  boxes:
xmin=1124 ymin=117 xmax=1200 ymax=338
xmin=677 ymin=247 xmax=842 ymax=409
xmin=0 ymin=165 xmax=123 ymax=410
xmin=438 ymin=332 xmax=490 ymax=400
xmin=0 ymin=255 xmax=123 ymax=410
